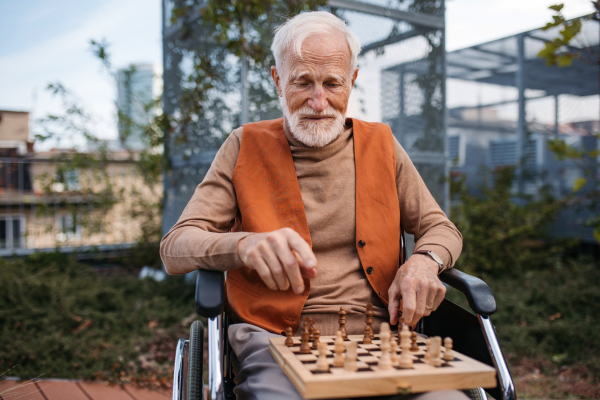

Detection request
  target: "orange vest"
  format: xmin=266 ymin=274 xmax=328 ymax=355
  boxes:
xmin=226 ymin=118 xmax=401 ymax=334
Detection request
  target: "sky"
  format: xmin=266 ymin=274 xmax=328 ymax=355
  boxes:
xmin=0 ymin=0 xmax=596 ymax=147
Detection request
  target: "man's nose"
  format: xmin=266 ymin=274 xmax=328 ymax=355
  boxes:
xmin=307 ymin=85 xmax=328 ymax=113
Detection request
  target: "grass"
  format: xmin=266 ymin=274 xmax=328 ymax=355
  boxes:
xmin=1 ymin=250 xmax=599 ymax=397
xmin=446 ymin=257 xmax=600 ymax=399
xmin=0 ymin=251 xmax=196 ymax=388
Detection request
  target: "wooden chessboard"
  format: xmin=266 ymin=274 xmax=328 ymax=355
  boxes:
xmin=269 ymin=334 xmax=497 ymax=399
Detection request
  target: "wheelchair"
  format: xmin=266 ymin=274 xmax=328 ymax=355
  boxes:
xmin=172 ymin=238 xmax=517 ymax=400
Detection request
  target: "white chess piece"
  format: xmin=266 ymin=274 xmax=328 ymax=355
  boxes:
xmin=333 ymin=330 xmax=345 ymax=367
xmin=443 ymin=337 xmax=454 ymax=361
xmin=316 ymin=342 xmax=329 ymax=372
xmin=344 ymin=341 xmax=358 ymax=371
xmin=398 ymin=325 xmax=413 ymax=369
xmin=428 ymin=336 xmax=443 ymax=367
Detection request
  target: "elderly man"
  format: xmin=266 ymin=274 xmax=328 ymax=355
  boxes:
xmin=161 ymin=11 xmax=466 ymax=400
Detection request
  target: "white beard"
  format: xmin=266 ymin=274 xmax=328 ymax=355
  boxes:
xmin=280 ymin=95 xmax=345 ymax=148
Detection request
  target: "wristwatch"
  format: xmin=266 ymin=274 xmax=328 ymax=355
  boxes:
xmin=413 ymin=250 xmax=444 ymax=274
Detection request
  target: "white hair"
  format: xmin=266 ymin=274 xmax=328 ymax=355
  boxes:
xmin=271 ymin=11 xmax=361 ymax=72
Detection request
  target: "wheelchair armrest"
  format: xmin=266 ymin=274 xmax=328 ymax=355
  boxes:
xmin=439 ymin=268 xmax=497 ymax=316
xmin=195 ymin=269 xmax=225 ymax=318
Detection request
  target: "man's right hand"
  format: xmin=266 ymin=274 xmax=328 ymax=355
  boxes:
xmin=236 ymin=228 xmax=317 ymax=294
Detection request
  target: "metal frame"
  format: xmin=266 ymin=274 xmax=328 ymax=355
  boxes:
xmin=478 ymin=316 xmax=516 ymax=400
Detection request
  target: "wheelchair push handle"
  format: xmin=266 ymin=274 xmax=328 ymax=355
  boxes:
xmin=195 ymin=269 xmax=225 ymax=318
xmin=439 ymin=268 xmax=497 ymax=316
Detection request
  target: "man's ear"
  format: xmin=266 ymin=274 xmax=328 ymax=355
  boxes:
xmin=351 ymin=67 xmax=359 ymax=88
xmin=271 ymin=66 xmax=282 ymax=97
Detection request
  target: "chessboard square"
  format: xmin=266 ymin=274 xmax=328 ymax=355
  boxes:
xmin=369 ymin=351 xmax=382 ymax=357
xmin=297 ymin=354 xmax=318 ymax=362
xmin=356 ymin=361 xmax=369 ymax=369
xmin=359 ymin=355 xmax=379 ymax=363
xmin=360 ymin=344 xmax=379 ymax=350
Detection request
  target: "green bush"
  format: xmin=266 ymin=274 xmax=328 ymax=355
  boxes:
xmin=0 ymin=251 xmax=194 ymax=383
xmin=450 ymin=167 xmax=572 ymax=276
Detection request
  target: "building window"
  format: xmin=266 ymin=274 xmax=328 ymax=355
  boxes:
xmin=56 ymin=213 xmax=82 ymax=242
xmin=0 ymin=215 xmax=25 ymax=249
xmin=448 ymin=135 xmax=461 ymax=165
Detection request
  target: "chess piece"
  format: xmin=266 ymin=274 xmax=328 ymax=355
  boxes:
xmin=363 ymin=324 xmax=372 ymax=344
xmin=398 ymin=325 xmax=413 ymax=369
xmin=316 ymin=342 xmax=329 ymax=372
xmin=285 ymin=327 xmax=294 ymax=347
xmin=300 ymin=322 xmax=312 ymax=354
xmin=308 ymin=318 xmax=315 ymax=342
xmin=366 ymin=303 xmax=374 ymax=339
xmin=378 ymin=322 xmax=392 ymax=370
xmin=443 ymin=337 xmax=454 ymax=361
xmin=424 ymin=338 xmax=431 ymax=362
xmin=333 ymin=330 xmax=345 ymax=367
xmin=312 ymin=329 xmax=321 ymax=349
xmin=410 ymin=331 xmax=419 ymax=352
xmin=428 ymin=336 xmax=443 ymax=367
xmin=390 ymin=339 xmax=399 ymax=365
xmin=344 ymin=341 xmax=358 ymax=371
xmin=338 ymin=307 xmax=348 ymax=339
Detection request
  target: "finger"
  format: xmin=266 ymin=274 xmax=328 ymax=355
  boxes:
xmin=424 ymin=283 xmax=437 ymax=316
xmin=270 ymin=235 xmax=304 ymax=294
xmin=400 ymin=285 xmax=417 ymax=327
xmin=249 ymin=253 xmax=278 ymax=291
xmin=284 ymin=229 xmax=317 ymax=271
xmin=388 ymin=288 xmax=400 ymax=326
xmin=259 ymin=242 xmax=289 ymax=291
xmin=294 ymin=251 xmax=317 ymax=279
xmin=412 ymin=281 xmax=429 ymax=326
xmin=433 ymin=282 xmax=446 ymax=310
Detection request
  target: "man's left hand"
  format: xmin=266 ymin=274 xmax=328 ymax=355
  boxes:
xmin=388 ymin=255 xmax=446 ymax=327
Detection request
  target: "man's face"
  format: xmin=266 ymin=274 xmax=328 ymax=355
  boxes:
xmin=272 ymin=32 xmax=358 ymax=147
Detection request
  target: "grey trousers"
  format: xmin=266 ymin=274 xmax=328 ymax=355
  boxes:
xmin=228 ymin=323 xmax=470 ymax=400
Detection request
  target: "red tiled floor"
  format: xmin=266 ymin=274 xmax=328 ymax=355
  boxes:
xmin=123 ymin=384 xmax=170 ymax=400
xmin=37 ymin=380 xmax=89 ymax=400
xmin=78 ymin=382 xmax=134 ymax=400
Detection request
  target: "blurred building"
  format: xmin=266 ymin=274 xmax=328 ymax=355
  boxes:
xmin=117 ymin=63 xmax=163 ymax=150
xmin=0 ymin=109 xmax=161 ymax=256
xmin=445 ymin=14 xmax=599 ymax=243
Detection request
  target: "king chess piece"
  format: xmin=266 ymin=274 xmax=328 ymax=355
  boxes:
xmin=378 ymin=323 xmax=393 ymax=370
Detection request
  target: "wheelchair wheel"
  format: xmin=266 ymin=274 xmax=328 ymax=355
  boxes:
xmin=187 ymin=320 xmax=204 ymax=400
xmin=463 ymin=388 xmax=486 ymax=400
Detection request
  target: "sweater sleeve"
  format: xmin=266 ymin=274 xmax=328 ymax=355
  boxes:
xmin=393 ymin=137 xmax=463 ymax=270
xmin=159 ymin=127 xmax=251 ymax=275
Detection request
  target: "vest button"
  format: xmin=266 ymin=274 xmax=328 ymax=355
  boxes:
xmin=366 ymin=266 xmax=374 ymax=275
xmin=358 ymin=240 xmax=366 ymax=247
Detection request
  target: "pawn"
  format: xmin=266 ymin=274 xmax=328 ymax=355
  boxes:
xmin=390 ymin=339 xmax=399 ymax=365
xmin=363 ymin=324 xmax=372 ymax=344
xmin=443 ymin=337 xmax=455 ymax=361
xmin=378 ymin=323 xmax=392 ymax=370
xmin=316 ymin=342 xmax=329 ymax=372
xmin=344 ymin=341 xmax=358 ymax=371
xmin=285 ymin=327 xmax=294 ymax=347
xmin=299 ymin=322 xmax=312 ymax=354
xmin=410 ymin=331 xmax=419 ymax=352
xmin=333 ymin=330 xmax=345 ymax=367
xmin=312 ymin=329 xmax=321 ymax=349
xmin=424 ymin=338 xmax=431 ymax=362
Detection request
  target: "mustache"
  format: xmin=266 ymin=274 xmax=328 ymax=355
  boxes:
xmin=295 ymin=107 xmax=341 ymax=119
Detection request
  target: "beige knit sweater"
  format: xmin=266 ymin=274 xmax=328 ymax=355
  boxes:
xmin=160 ymin=122 xmax=462 ymax=335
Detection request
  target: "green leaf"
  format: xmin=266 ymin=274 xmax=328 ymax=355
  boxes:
xmin=573 ymin=177 xmax=587 ymax=192
xmin=557 ymin=53 xmax=574 ymax=67
xmin=594 ymin=228 xmax=600 ymax=245
xmin=549 ymin=4 xmax=564 ymax=12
